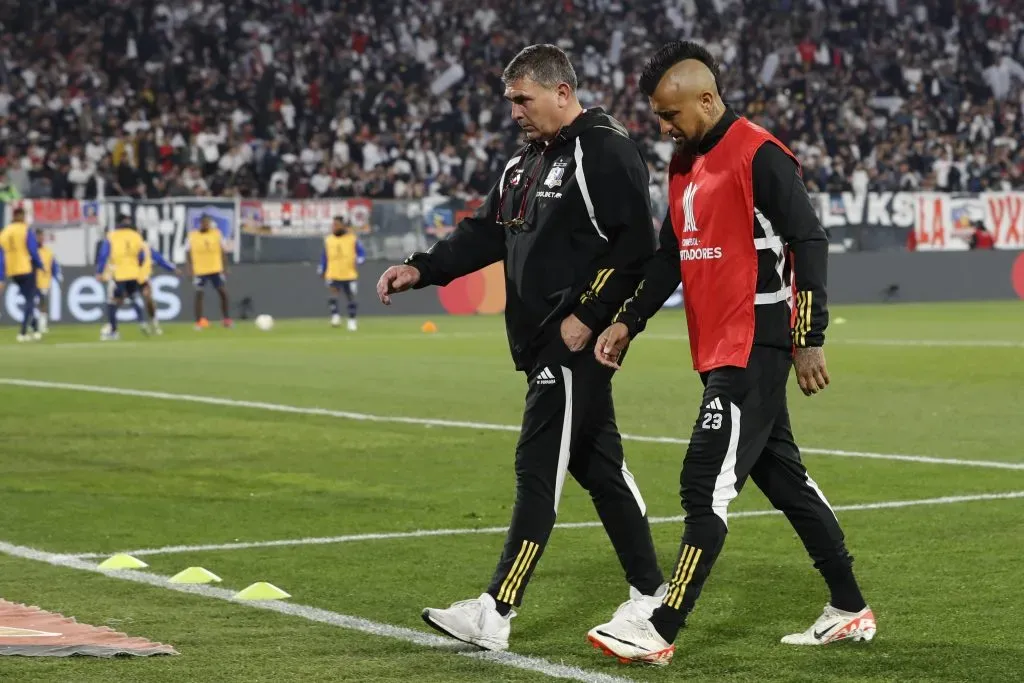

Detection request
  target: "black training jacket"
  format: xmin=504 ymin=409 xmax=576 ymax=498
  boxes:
xmin=406 ymin=108 xmax=655 ymax=371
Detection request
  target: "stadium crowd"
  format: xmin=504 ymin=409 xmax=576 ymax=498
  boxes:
xmin=0 ymin=0 xmax=1022 ymax=204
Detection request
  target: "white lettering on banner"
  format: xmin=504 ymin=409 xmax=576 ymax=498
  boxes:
xmin=987 ymin=194 xmax=1024 ymax=249
xmin=150 ymin=276 xmax=182 ymax=320
xmin=1 ymin=276 xmax=181 ymax=324
xmin=680 ymin=247 xmax=723 ymax=261
xmin=101 ymin=201 xmax=184 ymax=263
xmin=817 ymin=192 xmax=916 ymax=228
xmin=3 ymin=286 xmax=25 ymax=322
xmin=811 ymin=191 xmax=1023 ymax=251
xmin=98 ymin=200 xmax=237 ymax=265
xmin=66 ymin=278 xmax=107 ymax=322
xmin=244 ymin=200 xmax=372 ymax=236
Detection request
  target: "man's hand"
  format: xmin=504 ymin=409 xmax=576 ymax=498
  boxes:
xmin=793 ymin=346 xmax=830 ymax=396
xmin=560 ymin=313 xmax=592 ymax=352
xmin=594 ymin=322 xmax=630 ymax=369
xmin=377 ymin=265 xmax=421 ymax=305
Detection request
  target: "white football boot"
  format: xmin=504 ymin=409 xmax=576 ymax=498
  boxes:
xmin=422 ymin=593 xmax=514 ymax=651
xmin=347 ymin=317 xmax=357 ymax=331
xmin=593 ymin=584 xmax=668 ymax=630
xmin=587 ymin=615 xmax=675 ymax=666
xmin=330 ymin=313 xmax=342 ymax=327
xmin=781 ymin=604 xmax=876 ymax=645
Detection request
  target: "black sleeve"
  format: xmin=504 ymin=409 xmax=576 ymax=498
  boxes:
xmin=572 ymin=132 xmax=657 ymax=331
xmin=752 ymin=142 xmax=829 ymax=347
xmin=404 ymin=181 xmax=505 ymax=288
xmin=610 ymin=210 xmax=680 ymax=338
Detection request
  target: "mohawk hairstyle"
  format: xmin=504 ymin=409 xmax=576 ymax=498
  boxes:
xmin=639 ymin=41 xmax=722 ymax=97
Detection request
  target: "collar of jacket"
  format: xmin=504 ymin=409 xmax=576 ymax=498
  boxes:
xmin=697 ymin=107 xmax=739 ymax=155
xmin=529 ymin=107 xmax=613 ymax=153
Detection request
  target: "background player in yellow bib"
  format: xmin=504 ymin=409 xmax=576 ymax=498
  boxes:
xmin=186 ymin=215 xmax=232 ymax=329
xmin=0 ymin=207 xmax=45 ymax=341
xmin=33 ymin=227 xmax=61 ymax=334
xmin=137 ymin=234 xmax=179 ymax=335
xmin=318 ymin=216 xmax=366 ymax=330
xmin=94 ymin=216 xmax=146 ymax=341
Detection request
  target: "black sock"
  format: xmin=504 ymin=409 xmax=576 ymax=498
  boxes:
xmin=492 ymin=596 xmax=513 ymax=617
xmin=820 ymin=560 xmax=866 ymax=612
xmin=648 ymin=604 xmax=685 ymax=643
xmin=347 ymin=300 xmax=357 ymax=319
xmin=328 ymin=298 xmax=339 ymax=315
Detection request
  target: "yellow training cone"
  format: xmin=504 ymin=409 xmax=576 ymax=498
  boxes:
xmin=234 ymin=582 xmax=291 ymax=600
xmin=168 ymin=567 xmax=222 ymax=584
xmin=97 ymin=554 xmax=149 ymax=570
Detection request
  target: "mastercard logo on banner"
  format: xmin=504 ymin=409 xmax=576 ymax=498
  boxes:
xmin=438 ymin=261 xmax=506 ymax=315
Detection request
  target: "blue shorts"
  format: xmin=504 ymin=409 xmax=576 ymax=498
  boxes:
xmin=194 ymin=273 xmax=226 ymax=289
xmin=113 ymin=280 xmax=141 ymax=298
xmin=327 ymin=280 xmax=357 ymax=297
xmin=12 ymin=274 xmax=35 ymax=298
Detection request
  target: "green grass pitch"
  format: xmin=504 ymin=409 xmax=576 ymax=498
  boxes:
xmin=1 ymin=301 xmax=1022 ymax=682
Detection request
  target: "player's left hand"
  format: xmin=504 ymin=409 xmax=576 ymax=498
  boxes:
xmin=594 ymin=322 xmax=629 ymax=369
xmin=793 ymin=346 xmax=830 ymax=396
xmin=560 ymin=314 xmax=592 ymax=352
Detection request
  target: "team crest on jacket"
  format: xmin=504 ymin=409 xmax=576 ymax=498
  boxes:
xmin=510 ymin=169 xmax=523 ymax=187
xmin=543 ymin=166 xmax=565 ymax=188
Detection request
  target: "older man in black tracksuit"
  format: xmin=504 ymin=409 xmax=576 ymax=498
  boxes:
xmin=378 ymin=44 xmax=666 ymax=651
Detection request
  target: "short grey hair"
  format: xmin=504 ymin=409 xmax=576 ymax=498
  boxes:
xmin=502 ymin=44 xmax=578 ymax=91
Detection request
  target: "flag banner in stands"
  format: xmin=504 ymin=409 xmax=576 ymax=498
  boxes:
xmin=240 ymin=199 xmax=373 ymax=237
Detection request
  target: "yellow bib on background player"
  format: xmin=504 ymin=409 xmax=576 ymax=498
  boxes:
xmin=0 ymin=221 xmax=33 ymax=277
xmin=108 ymin=228 xmax=145 ymax=281
xmin=36 ymin=246 xmax=55 ymax=290
xmin=324 ymin=232 xmax=359 ymax=281
xmin=188 ymin=230 xmax=224 ymax=276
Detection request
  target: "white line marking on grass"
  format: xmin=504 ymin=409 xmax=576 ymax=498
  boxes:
xmin=4 ymin=342 xmax=143 ymax=350
xmin=52 ymin=341 xmax=142 ymax=349
xmin=3 ymin=378 xmax=1023 ymax=473
xmin=73 ymin=491 xmax=1024 ymax=559
xmin=0 ymin=540 xmax=635 ymax=683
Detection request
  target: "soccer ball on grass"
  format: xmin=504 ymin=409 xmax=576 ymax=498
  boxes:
xmin=255 ymin=314 xmax=274 ymax=331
